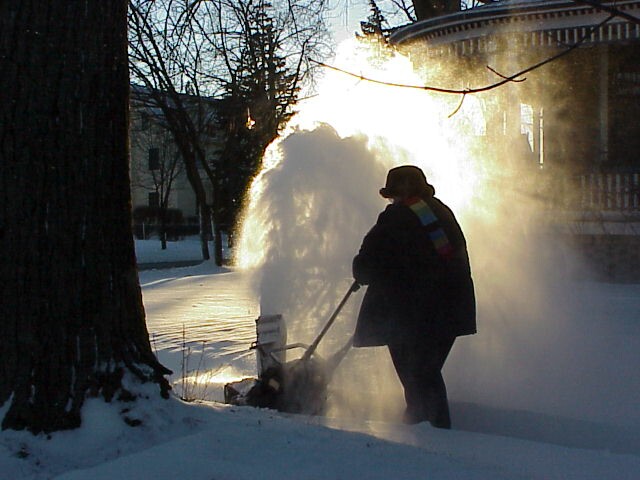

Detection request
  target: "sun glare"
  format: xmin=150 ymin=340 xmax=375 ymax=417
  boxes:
xmin=236 ymin=38 xmax=488 ymax=270
xmin=293 ymin=38 xmax=484 ymax=212
xmin=229 ymin=34 xmax=607 ymax=428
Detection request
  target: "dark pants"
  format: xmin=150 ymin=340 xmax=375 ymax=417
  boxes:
xmin=388 ymin=336 xmax=455 ymax=428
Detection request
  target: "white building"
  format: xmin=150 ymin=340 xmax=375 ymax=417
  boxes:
xmin=129 ymin=86 xmax=222 ymax=237
xmin=390 ymin=0 xmax=640 ymax=280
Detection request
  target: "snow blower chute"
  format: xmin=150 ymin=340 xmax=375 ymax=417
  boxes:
xmin=224 ymin=281 xmax=360 ymax=415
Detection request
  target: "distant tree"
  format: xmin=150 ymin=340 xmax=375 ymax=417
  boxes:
xmin=201 ymin=0 xmax=323 ymax=260
xmin=128 ymin=3 xmax=217 ymax=261
xmin=130 ymin=109 xmax=185 ymax=249
xmin=0 ymin=2 xmax=170 ymax=433
xmin=129 ymin=0 xmax=331 ymax=265
xmin=357 ymin=0 xmax=395 ymax=58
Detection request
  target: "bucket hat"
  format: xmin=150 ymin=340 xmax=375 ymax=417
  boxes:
xmin=379 ymin=165 xmax=432 ymax=198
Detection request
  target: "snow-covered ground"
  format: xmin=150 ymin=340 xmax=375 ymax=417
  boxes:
xmin=1 ymin=238 xmax=639 ymax=480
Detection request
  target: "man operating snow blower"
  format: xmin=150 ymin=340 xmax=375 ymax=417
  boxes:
xmin=352 ymin=165 xmax=476 ymax=429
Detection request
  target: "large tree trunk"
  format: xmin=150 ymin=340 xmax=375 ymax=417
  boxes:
xmin=0 ymin=2 xmax=170 ymax=434
xmin=412 ymin=0 xmax=460 ymax=21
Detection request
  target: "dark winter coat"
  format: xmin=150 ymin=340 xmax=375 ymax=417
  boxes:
xmin=352 ymin=193 xmax=476 ymax=347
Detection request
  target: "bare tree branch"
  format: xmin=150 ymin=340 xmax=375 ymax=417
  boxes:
xmin=129 ymin=0 xmax=332 ymax=264
xmin=310 ymin=13 xmax=615 ymax=97
xmin=447 ymin=92 xmax=466 ymax=118
xmin=486 ymin=65 xmax=526 ymax=83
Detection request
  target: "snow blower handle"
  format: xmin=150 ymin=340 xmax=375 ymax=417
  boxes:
xmin=301 ymin=281 xmax=360 ymax=363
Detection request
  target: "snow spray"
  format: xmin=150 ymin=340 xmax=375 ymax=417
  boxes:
xmin=235 ymin=38 xmax=637 ymax=427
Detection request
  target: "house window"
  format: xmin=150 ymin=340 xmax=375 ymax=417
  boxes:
xmin=148 ymin=191 xmax=159 ymax=209
xmin=148 ymin=148 xmax=160 ymax=170
xmin=520 ymin=103 xmax=534 ymax=150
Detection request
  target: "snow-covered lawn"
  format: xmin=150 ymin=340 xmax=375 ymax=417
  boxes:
xmin=1 ymin=239 xmax=639 ymax=479
xmin=134 ymin=237 xmax=207 ymax=264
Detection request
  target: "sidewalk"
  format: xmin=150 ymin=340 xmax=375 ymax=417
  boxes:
xmin=137 ymin=260 xmax=203 ymax=271
xmin=135 ymin=238 xmax=205 ymax=270
xmin=134 ymin=238 xmax=234 ymax=270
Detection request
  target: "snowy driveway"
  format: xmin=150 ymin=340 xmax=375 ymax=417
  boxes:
xmin=139 ymin=261 xmax=640 ymax=461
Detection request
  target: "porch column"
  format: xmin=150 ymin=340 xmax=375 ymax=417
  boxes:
xmin=599 ymin=44 xmax=609 ymax=165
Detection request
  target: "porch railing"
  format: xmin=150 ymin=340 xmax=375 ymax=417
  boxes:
xmin=573 ymin=172 xmax=640 ymax=213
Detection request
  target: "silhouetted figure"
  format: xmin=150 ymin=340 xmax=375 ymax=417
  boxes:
xmin=352 ymin=165 xmax=476 ymax=428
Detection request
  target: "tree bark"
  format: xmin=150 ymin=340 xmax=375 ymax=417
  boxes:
xmin=210 ymin=178 xmax=224 ymax=267
xmin=412 ymin=0 xmax=460 ymax=21
xmin=0 ymin=1 xmax=170 ymax=434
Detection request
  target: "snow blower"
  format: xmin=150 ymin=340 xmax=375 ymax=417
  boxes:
xmin=224 ymin=281 xmax=360 ymax=415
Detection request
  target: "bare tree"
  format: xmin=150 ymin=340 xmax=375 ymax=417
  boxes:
xmin=129 ymin=3 xmax=217 ymax=261
xmin=0 ymin=2 xmax=170 ymax=433
xmin=194 ymin=0 xmax=331 ymax=262
xmin=129 ymin=0 xmax=331 ymax=265
xmin=131 ymin=106 xmax=185 ymax=249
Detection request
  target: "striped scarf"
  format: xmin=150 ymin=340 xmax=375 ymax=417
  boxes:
xmin=404 ymin=197 xmax=454 ymax=259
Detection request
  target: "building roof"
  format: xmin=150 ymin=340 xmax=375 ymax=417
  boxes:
xmin=390 ymin=0 xmax=640 ymax=53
